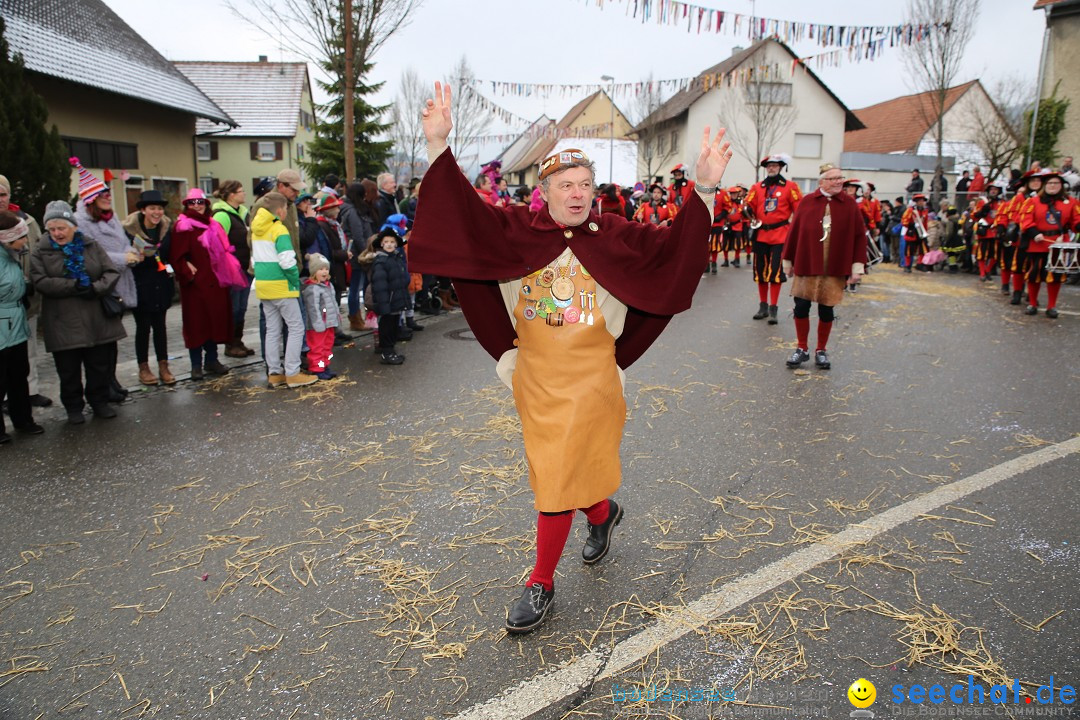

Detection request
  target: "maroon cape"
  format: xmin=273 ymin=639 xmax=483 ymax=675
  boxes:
xmin=782 ymin=189 xmax=868 ymax=277
xmin=410 ymin=148 xmax=710 ymax=368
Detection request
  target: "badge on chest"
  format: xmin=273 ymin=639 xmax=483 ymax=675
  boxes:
xmin=764 ymin=196 xmax=779 ymax=213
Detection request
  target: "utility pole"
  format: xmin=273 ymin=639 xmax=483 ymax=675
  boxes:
xmin=601 ymin=75 xmax=615 ymax=184
xmin=343 ymin=0 xmax=356 ymax=183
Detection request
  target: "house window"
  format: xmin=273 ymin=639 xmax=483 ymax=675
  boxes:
xmin=251 ymin=141 xmax=283 ymax=162
xmin=196 ymin=142 xmax=211 ymax=161
xmin=199 ymin=177 xmax=215 ymax=194
xmin=657 ymin=134 xmax=667 ymax=156
xmin=61 ymin=136 xmax=139 ymax=169
xmin=794 ymin=133 xmax=823 ymax=158
xmin=747 ymin=82 xmax=793 ymax=106
xmin=296 ymin=143 xmax=304 ymax=160
xmin=670 ymin=131 xmax=679 ymax=154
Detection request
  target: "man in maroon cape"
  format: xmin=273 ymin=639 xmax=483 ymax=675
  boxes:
xmin=781 ymin=163 xmax=867 ymax=370
xmin=409 ymin=82 xmax=734 ymax=634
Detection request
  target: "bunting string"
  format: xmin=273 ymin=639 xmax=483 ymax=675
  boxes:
xmin=578 ymin=0 xmax=943 ymax=48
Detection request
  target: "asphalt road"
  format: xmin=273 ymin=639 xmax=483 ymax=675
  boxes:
xmin=1 ymin=262 xmax=1077 ymax=720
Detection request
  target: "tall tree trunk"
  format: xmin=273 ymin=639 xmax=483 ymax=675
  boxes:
xmin=343 ymin=0 xmax=355 ymax=183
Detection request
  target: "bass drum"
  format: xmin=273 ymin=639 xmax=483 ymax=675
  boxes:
xmin=865 ymin=231 xmax=883 ymax=266
xmin=1047 ymin=243 xmax=1079 ymax=274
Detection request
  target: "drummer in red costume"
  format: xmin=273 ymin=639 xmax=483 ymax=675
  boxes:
xmin=706 ymin=186 xmax=732 ymax=274
xmin=972 ymin=183 xmax=1004 ymax=281
xmin=744 ymin=153 xmax=801 ymax=323
xmin=782 ymin=164 xmax=867 ymax=370
xmin=843 ymin=178 xmax=865 ymax=291
xmin=723 ymin=184 xmax=747 ymax=268
xmin=901 ymin=194 xmax=930 ymax=273
xmin=633 ymin=183 xmax=678 ymax=227
xmin=668 ymin=163 xmax=696 ymax=209
xmin=409 ymin=82 xmax=735 ymax=634
xmin=1004 ymin=170 xmax=1043 ymax=305
xmin=1017 ymin=169 xmax=1079 ymax=318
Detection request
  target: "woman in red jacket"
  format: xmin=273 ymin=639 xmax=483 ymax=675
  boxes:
xmin=1017 ymin=169 xmax=1079 ymax=318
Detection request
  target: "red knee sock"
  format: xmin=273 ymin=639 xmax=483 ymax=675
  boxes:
xmin=1013 ymin=273 xmax=1025 ymax=292
xmin=582 ymin=498 xmax=610 ymax=525
xmin=769 ymin=283 xmax=782 ymax=305
xmin=1001 ymin=268 xmax=1011 ymax=285
xmin=978 ymin=260 xmax=987 ymax=278
xmin=757 ymin=282 xmax=768 ymax=303
xmin=816 ymin=320 xmax=833 ymax=352
xmin=527 ymin=512 xmax=574 ymax=591
xmin=1028 ymin=282 xmax=1040 ymax=305
xmin=709 ymin=251 xmax=718 ymax=263
xmin=1047 ymin=283 xmax=1061 ymax=310
xmin=721 ymin=251 xmax=728 ymax=263
xmin=987 ymin=258 xmax=996 ymax=272
xmin=794 ymin=316 xmax=810 ymax=350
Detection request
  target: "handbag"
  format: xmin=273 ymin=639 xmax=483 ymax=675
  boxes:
xmin=100 ymin=293 xmax=124 ymax=318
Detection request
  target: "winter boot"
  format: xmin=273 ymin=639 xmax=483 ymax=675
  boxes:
xmin=349 ymin=312 xmax=366 ymax=331
xmin=752 ymin=302 xmax=769 ymax=320
xmin=767 ymin=305 xmax=779 ymax=324
xmin=158 ymin=361 xmax=176 ymax=385
xmin=138 ymin=362 xmax=159 ymax=386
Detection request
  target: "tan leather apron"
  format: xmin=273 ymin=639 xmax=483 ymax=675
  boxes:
xmin=511 ymin=254 xmax=625 ymax=512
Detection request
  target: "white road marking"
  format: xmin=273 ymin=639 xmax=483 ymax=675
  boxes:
xmin=451 ymin=436 xmax=1080 ymax=720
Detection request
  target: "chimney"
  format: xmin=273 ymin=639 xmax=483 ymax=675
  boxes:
xmin=258 ymin=55 xmax=268 ymax=62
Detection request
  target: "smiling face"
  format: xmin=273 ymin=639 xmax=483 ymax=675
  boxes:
xmin=848 ymin=679 xmax=876 ymax=709
xmin=540 ymin=166 xmax=594 ymax=227
xmin=141 ymin=204 xmax=165 ymax=226
xmin=380 ymin=235 xmax=398 ymax=253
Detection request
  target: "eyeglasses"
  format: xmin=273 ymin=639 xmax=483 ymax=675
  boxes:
xmin=187 ymin=200 xmax=207 ymax=205
xmin=822 ymin=175 xmax=846 ymax=182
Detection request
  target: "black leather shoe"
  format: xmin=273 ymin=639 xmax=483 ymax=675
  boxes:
xmin=1010 ymin=290 xmax=1022 ymax=305
xmin=14 ymin=422 xmax=44 ymax=435
xmin=1001 ymin=283 xmax=1010 ymax=295
xmin=379 ymin=353 xmax=405 ymax=365
xmin=815 ymin=350 xmax=831 ymax=369
xmin=505 ymin=582 xmax=555 ymax=634
xmin=1046 ymin=308 xmax=1059 ymax=319
xmin=752 ymin=302 xmax=769 ymax=320
xmin=29 ymin=394 xmax=53 ymax=408
xmin=91 ymin=404 xmax=117 ymax=419
xmin=67 ymin=410 xmax=85 ymax=425
xmin=190 ymin=367 xmax=205 ymax=380
xmin=583 ymin=499 xmax=623 ymax=564
xmin=1025 ymin=305 xmax=1038 ymax=316
xmin=0 ymin=432 xmax=10 ymax=444
xmin=406 ymin=318 xmax=424 ymax=331
xmin=767 ymin=305 xmax=779 ymax=324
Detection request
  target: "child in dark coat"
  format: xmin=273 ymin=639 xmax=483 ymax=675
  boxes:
xmin=301 ymin=253 xmax=340 ymax=379
xmin=369 ymin=229 xmax=410 ymax=365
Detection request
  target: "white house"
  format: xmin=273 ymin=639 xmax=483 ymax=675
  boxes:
xmin=632 ymin=38 xmax=863 ymax=192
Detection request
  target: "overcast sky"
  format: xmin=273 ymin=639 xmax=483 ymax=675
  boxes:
xmin=101 ymin=0 xmax=1046 ymax=155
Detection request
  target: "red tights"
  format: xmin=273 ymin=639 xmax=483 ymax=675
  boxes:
xmin=527 ymin=499 xmax=610 ymax=590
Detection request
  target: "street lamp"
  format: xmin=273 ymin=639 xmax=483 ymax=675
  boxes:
xmin=601 ymin=74 xmax=615 ymax=183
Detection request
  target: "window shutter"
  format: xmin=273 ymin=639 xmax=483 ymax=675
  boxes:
xmin=211 ymin=178 xmax=220 ymax=192
xmin=210 ymin=141 xmax=219 ymax=160
xmin=253 ymin=178 xmax=261 ymax=193
xmin=274 ymin=142 xmax=283 ymax=161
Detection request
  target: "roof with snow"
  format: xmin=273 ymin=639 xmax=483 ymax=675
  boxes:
xmin=175 ymin=61 xmax=312 ymax=137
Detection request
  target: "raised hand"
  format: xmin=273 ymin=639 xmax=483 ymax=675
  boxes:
xmin=422 ymin=81 xmax=453 ymax=151
xmin=695 ymin=126 xmax=734 ymax=189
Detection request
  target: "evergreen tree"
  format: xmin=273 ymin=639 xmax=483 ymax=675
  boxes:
xmin=0 ymin=16 xmax=71 ymax=221
xmin=303 ymin=64 xmax=392 ymax=181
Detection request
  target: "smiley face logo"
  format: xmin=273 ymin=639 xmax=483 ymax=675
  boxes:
xmin=848 ymin=678 xmax=876 ymax=709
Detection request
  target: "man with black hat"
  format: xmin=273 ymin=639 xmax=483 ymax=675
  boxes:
xmin=1017 ymin=168 xmax=1079 ymax=318
xmin=410 ymin=82 xmax=734 ymax=635
xmin=744 ymin=153 xmax=801 ymax=323
xmin=972 ymin=183 xmax=1004 ymax=281
xmin=1002 ymin=170 xmax=1043 ymax=304
xmin=901 ymin=194 xmax=931 ymax=273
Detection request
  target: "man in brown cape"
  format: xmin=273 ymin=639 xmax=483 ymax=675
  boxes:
xmin=409 ymin=82 xmax=734 ymax=634
xmin=781 ymin=163 xmax=867 ymax=370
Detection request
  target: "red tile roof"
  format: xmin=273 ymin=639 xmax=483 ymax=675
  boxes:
xmin=843 ymin=81 xmax=978 ymax=154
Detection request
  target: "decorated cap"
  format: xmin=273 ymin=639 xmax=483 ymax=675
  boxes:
xmin=380 ymin=213 xmax=410 ymax=236
xmin=182 ymin=188 xmax=207 ymax=204
xmin=316 ymin=194 xmax=343 ymax=212
xmin=670 ymin=163 xmax=687 ymax=174
xmin=843 ymin=177 xmax=862 ymax=187
xmin=538 ymin=148 xmax=591 ymax=182
xmin=69 ymin=157 xmax=108 ymax=204
xmin=648 ymin=183 xmax=665 ymax=194
xmin=865 ymin=181 xmax=876 ymax=191
xmin=912 ymin=193 xmax=928 ymax=201
xmin=761 ymin=153 xmax=791 ymax=168
xmin=727 ymin=184 xmax=747 ymax=193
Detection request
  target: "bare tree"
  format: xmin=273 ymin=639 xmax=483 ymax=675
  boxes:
xmin=971 ymin=77 xmax=1030 ymax=184
xmin=388 ymin=67 xmax=428 ymax=181
xmin=901 ymin=0 xmax=980 ymax=169
xmin=227 ymin=0 xmax=420 ymax=81
xmin=627 ymin=73 xmax=673 ymax=183
xmin=715 ymin=77 xmax=799 ymax=182
xmin=445 ymin=55 xmax=492 ymax=177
